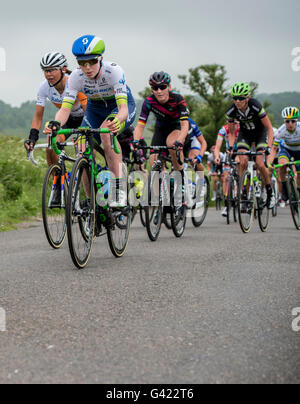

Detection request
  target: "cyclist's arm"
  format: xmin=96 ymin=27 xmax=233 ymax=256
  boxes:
xmin=198 ymin=135 xmax=207 ymax=156
xmin=261 ymin=116 xmax=274 ymax=148
xmin=178 ymin=119 xmax=189 ymax=144
xmin=215 ymin=138 xmax=223 ymax=160
xmin=54 ymin=107 xmax=71 ymax=128
xmin=134 ymin=123 xmax=145 ymax=142
xmin=31 ymin=105 xmax=44 ymax=132
xmin=77 ymin=92 xmax=87 ymax=113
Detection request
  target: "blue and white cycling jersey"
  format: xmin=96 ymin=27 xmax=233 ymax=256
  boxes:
xmin=274 ymin=123 xmax=300 ymax=151
xmin=187 ymin=118 xmax=203 ymax=151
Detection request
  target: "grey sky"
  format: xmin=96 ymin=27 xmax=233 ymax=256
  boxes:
xmin=0 ymin=0 xmax=299 ymax=106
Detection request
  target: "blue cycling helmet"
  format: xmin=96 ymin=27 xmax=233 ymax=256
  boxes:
xmin=72 ymin=35 xmax=105 ymax=61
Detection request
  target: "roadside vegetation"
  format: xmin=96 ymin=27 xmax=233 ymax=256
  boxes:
xmin=0 ymin=135 xmax=48 ymax=231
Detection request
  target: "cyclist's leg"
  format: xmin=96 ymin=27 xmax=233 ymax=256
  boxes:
xmin=166 ymin=129 xmax=184 ymax=171
xmin=256 ymin=131 xmax=270 ymax=186
xmin=236 ymin=132 xmax=251 ymax=176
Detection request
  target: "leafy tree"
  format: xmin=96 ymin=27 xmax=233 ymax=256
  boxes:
xmin=179 ymin=64 xmax=231 ymax=147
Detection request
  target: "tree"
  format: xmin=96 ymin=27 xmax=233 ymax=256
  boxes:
xmin=179 ymin=64 xmax=231 ymax=147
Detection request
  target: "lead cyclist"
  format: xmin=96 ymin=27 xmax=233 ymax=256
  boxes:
xmin=45 ymin=35 xmax=136 ymax=207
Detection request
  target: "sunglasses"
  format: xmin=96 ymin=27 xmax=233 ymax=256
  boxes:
xmin=151 ymin=84 xmax=168 ymax=91
xmin=43 ymin=68 xmax=60 ymax=73
xmin=285 ymin=119 xmax=298 ymax=124
xmin=233 ymin=96 xmax=247 ymax=101
xmin=78 ymin=58 xmax=99 ymax=67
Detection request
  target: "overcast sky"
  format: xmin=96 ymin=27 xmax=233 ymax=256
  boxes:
xmin=0 ymin=0 xmax=300 ymax=106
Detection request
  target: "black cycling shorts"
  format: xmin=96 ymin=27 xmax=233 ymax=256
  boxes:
xmin=151 ymin=122 xmax=181 ymax=147
xmin=237 ymin=130 xmax=268 ymax=151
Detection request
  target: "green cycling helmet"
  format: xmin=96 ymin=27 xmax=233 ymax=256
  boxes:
xmin=231 ymin=82 xmax=251 ymax=97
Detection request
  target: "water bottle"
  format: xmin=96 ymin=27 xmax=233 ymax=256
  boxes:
xmin=96 ymin=169 xmax=111 ymax=200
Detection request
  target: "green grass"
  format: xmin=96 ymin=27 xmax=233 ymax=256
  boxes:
xmin=0 ymin=135 xmax=49 ymax=231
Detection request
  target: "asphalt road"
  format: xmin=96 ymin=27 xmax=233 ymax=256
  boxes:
xmin=0 ymin=209 xmax=299 ymax=384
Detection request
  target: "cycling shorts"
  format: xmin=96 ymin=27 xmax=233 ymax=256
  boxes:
xmin=151 ymin=122 xmax=181 ymax=147
xmin=81 ymin=98 xmax=136 ymax=145
xmin=237 ymin=130 xmax=268 ymax=152
xmin=279 ymin=145 xmax=300 ymax=174
xmin=184 ymin=136 xmax=202 ymax=157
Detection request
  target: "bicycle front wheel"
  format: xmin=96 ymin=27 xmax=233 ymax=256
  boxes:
xmin=238 ymin=171 xmax=255 ymax=233
xmin=192 ymin=175 xmax=210 ymax=228
xmin=257 ymin=192 xmax=270 ymax=233
xmin=145 ymin=173 xmax=162 ymax=241
xmin=42 ymin=164 xmax=67 ymax=249
xmin=287 ymin=175 xmax=300 ymax=230
xmin=107 ymin=207 xmax=131 ymax=257
xmin=66 ymin=157 xmax=95 ymax=269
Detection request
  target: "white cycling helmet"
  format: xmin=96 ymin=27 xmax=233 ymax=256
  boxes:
xmin=281 ymin=106 xmax=299 ymax=120
xmin=40 ymin=52 xmax=68 ymax=69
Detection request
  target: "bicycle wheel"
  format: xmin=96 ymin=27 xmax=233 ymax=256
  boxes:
xmin=227 ymin=176 xmax=239 ymax=225
xmin=140 ymin=206 xmax=147 ymax=227
xmin=162 ymin=209 xmax=172 ymax=230
xmin=42 ymin=164 xmax=68 ymax=249
xmin=238 ymin=170 xmax=255 ymax=233
xmin=192 ymin=175 xmax=210 ymax=227
xmin=257 ymin=191 xmax=270 ymax=233
xmin=287 ymin=175 xmax=300 ymax=230
xmin=107 ymin=207 xmax=131 ymax=257
xmin=66 ymin=157 xmax=95 ymax=269
xmin=226 ymin=178 xmax=233 ymax=225
xmin=145 ymin=172 xmax=162 ymax=242
xmin=272 ymin=178 xmax=278 ymax=217
xmin=216 ymin=181 xmax=222 ymax=211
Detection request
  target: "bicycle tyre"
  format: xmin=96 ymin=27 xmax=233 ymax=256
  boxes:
xmin=287 ymin=174 xmax=300 ymax=230
xmin=42 ymin=164 xmax=67 ymax=249
xmin=66 ymin=157 xmax=95 ymax=269
xmin=107 ymin=207 xmax=131 ymax=257
xmin=238 ymin=170 xmax=255 ymax=233
xmin=192 ymin=175 xmax=210 ymax=228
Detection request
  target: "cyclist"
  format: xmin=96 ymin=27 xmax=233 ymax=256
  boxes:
xmin=183 ymin=118 xmax=207 ymax=170
xmin=226 ymin=82 xmax=275 ymax=209
xmin=215 ymin=121 xmax=240 ymax=217
xmin=45 ymin=35 xmax=136 ymax=207
xmin=270 ymin=107 xmax=300 ymax=201
xmin=207 ymin=146 xmax=226 ymax=203
xmin=25 ymin=52 xmax=87 ymax=166
xmin=133 ymin=71 xmax=189 ymax=201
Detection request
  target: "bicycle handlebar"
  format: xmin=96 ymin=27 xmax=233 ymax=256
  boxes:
xmin=136 ymin=145 xmax=183 ymax=166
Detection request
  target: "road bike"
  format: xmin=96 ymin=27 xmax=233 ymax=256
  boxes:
xmin=224 ymin=153 xmax=240 ymax=225
xmin=237 ymin=151 xmax=270 ymax=233
xmin=271 ymin=159 xmax=300 ymax=230
xmin=26 ymin=135 xmax=77 ymax=249
xmin=56 ymin=127 xmax=131 ymax=269
xmin=137 ymin=145 xmax=186 ymax=241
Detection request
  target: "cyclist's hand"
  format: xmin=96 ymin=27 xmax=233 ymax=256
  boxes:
xmin=214 ymin=157 xmax=221 ymax=165
xmin=174 ymin=140 xmax=184 ymax=150
xmin=24 ymin=140 xmax=34 ymax=152
xmin=132 ymin=140 xmax=140 ymax=149
xmin=193 ymin=154 xmax=203 ymax=165
xmin=106 ymin=118 xmax=121 ymax=134
xmin=43 ymin=120 xmax=61 ymax=134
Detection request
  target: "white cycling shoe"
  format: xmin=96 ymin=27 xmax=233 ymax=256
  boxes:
xmin=109 ymin=189 xmax=127 ymax=208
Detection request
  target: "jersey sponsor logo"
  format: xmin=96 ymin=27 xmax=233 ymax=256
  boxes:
xmin=119 ymin=74 xmax=126 ymax=86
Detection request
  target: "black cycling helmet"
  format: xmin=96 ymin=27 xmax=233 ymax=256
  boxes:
xmin=149 ymin=71 xmax=171 ymax=86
